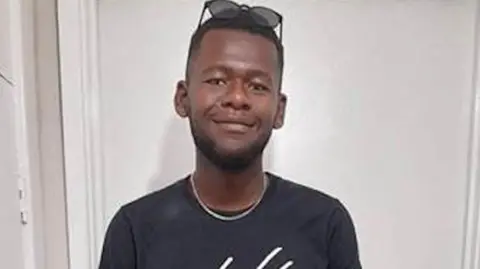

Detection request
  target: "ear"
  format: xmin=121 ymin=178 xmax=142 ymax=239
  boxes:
xmin=273 ymin=93 xmax=287 ymax=129
xmin=174 ymin=80 xmax=190 ymax=118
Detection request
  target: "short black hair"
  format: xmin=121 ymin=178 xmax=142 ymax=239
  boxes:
xmin=185 ymin=12 xmax=284 ymax=82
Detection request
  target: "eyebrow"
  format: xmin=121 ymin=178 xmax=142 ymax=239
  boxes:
xmin=200 ymin=64 xmax=274 ymax=83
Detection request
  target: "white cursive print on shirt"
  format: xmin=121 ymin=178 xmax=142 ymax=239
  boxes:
xmin=219 ymin=247 xmax=294 ymax=269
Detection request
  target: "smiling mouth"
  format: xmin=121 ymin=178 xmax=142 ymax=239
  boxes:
xmin=213 ymin=121 xmax=253 ymax=133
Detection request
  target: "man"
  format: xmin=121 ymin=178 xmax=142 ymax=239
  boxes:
xmin=99 ymin=1 xmax=362 ymax=268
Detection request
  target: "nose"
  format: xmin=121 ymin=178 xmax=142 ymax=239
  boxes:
xmin=220 ymin=80 xmax=251 ymax=111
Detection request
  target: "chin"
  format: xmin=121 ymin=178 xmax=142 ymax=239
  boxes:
xmin=191 ymin=126 xmax=269 ymax=171
xmin=214 ymin=144 xmax=252 ymax=158
xmin=209 ymin=148 xmax=258 ymax=172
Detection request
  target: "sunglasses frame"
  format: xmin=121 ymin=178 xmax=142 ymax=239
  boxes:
xmin=197 ymin=0 xmax=283 ymax=41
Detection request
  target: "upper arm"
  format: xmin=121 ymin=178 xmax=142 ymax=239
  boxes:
xmin=98 ymin=207 xmax=137 ymax=269
xmin=326 ymin=200 xmax=362 ymax=269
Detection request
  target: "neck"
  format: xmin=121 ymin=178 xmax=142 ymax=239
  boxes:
xmin=192 ymin=151 xmax=265 ymax=212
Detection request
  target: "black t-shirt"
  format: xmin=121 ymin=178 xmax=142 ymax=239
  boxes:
xmin=99 ymin=172 xmax=362 ymax=269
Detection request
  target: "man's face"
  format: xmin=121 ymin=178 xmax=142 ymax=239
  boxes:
xmin=175 ymin=29 xmax=286 ymax=171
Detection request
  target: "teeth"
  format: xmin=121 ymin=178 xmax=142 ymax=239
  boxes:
xmin=219 ymin=122 xmax=249 ymax=132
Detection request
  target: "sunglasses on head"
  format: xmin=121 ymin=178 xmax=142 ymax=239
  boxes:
xmin=197 ymin=0 xmax=283 ymax=41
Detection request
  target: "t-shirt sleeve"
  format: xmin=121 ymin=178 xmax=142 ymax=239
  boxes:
xmin=98 ymin=207 xmax=137 ymax=269
xmin=327 ymin=200 xmax=362 ymax=269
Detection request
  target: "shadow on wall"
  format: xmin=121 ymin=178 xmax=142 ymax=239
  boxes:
xmin=147 ymin=115 xmax=195 ymax=192
xmin=147 ymin=115 xmax=276 ymax=193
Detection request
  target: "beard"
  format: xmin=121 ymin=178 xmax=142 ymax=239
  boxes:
xmin=189 ymin=118 xmax=272 ymax=173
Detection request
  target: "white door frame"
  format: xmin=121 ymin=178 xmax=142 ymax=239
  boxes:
xmin=56 ymin=0 xmax=106 ymax=269
xmin=56 ymin=1 xmax=480 ymax=269
xmin=461 ymin=1 xmax=480 ymax=268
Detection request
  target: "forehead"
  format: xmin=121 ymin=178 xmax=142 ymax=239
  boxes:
xmin=191 ymin=29 xmax=279 ymax=77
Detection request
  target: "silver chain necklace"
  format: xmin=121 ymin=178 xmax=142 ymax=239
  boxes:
xmin=190 ymin=173 xmax=268 ymax=222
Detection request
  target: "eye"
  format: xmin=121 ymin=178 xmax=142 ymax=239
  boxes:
xmin=204 ymin=78 xmax=227 ymax=86
xmin=249 ymin=82 xmax=270 ymax=92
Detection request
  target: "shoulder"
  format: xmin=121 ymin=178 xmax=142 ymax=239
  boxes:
xmin=269 ymin=172 xmax=344 ymax=210
xmin=268 ymin=173 xmax=361 ymax=261
xmin=267 ymin=172 xmax=355 ymax=227
xmin=116 ymin=177 xmax=192 ymax=225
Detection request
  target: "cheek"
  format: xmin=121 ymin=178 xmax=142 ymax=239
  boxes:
xmin=262 ymin=98 xmax=280 ymax=117
xmin=189 ymin=90 xmax=215 ymax=114
xmin=255 ymin=105 xmax=278 ymax=129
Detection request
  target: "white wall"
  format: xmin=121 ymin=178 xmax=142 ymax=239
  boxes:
xmin=0 ymin=0 xmax=26 ymax=268
xmin=0 ymin=0 xmax=70 ymax=268
xmin=0 ymin=0 xmax=13 ymax=81
xmin=0 ymin=80 xmax=25 ymax=269
xmin=59 ymin=0 xmax=480 ymax=269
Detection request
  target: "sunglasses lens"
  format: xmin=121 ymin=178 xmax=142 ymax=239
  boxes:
xmin=208 ymin=0 xmax=240 ymax=19
xmin=250 ymin=7 xmax=280 ymax=27
xmin=203 ymin=0 xmax=282 ymax=40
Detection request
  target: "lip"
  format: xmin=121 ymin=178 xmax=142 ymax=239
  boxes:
xmin=212 ymin=119 xmax=254 ymax=133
